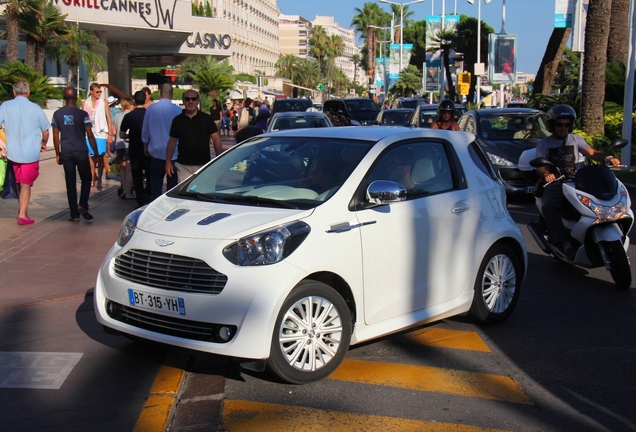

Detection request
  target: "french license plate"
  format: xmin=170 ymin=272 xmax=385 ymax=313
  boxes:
xmin=525 ymin=185 xmax=535 ymax=194
xmin=128 ymin=289 xmax=186 ymax=315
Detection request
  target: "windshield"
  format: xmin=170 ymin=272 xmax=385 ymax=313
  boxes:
xmin=478 ymin=112 xmax=549 ymax=141
xmin=174 ymin=136 xmax=372 ymax=209
xmin=381 ymin=110 xmax=413 ymax=125
xmin=344 ymin=99 xmax=380 ymax=112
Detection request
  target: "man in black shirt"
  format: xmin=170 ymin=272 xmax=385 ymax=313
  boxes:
xmin=166 ymin=90 xmax=221 ymax=183
xmin=120 ymin=91 xmax=151 ymax=207
xmin=51 ymin=87 xmax=98 ymax=221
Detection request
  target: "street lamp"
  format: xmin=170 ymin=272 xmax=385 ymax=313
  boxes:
xmin=380 ymin=0 xmax=426 ymax=73
xmin=369 ymin=25 xmax=392 ymax=99
xmin=468 ymin=0 xmax=491 ymax=106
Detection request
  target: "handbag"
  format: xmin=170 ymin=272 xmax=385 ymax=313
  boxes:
xmin=0 ymin=159 xmax=18 ymax=199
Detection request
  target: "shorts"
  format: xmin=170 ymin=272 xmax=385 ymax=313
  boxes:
xmin=87 ymin=137 xmax=107 ymax=156
xmin=12 ymin=160 xmax=40 ymax=186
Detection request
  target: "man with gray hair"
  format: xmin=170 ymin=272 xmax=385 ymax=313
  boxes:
xmin=0 ymin=81 xmax=50 ymax=225
xmin=141 ymin=83 xmax=181 ymax=201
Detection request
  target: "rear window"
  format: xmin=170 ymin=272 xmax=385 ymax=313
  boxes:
xmin=344 ymin=99 xmax=379 ymax=112
xmin=272 ymin=99 xmax=314 ymax=113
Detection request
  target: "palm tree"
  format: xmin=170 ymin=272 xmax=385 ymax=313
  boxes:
xmin=19 ymin=0 xmax=69 ymax=75
xmin=427 ymin=28 xmax=458 ymax=101
xmin=454 ymin=17 xmax=494 ymax=104
xmin=47 ymin=24 xmax=107 ymax=86
xmin=296 ymin=58 xmax=321 ymax=92
xmin=608 ymin=0 xmax=629 ymax=63
xmin=581 ymin=0 xmax=612 ymax=135
xmin=389 ymin=64 xmax=422 ymax=97
xmin=180 ymin=56 xmax=234 ymax=84
xmin=1 ymin=0 xmax=22 ymax=62
xmin=352 ymin=3 xmax=390 ymax=91
xmin=0 ymin=60 xmax=56 ymax=103
xmin=275 ymin=54 xmax=301 ymax=83
xmin=351 ymin=53 xmax=361 ymax=85
xmin=325 ymin=34 xmax=345 ymax=93
xmin=309 ymin=25 xmax=329 ymax=74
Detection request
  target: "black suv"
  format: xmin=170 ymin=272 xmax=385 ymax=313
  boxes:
xmin=323 ymin=98 xmax=380 ymax=126
xmin=271 ymin=98 xmax=314 ymax=115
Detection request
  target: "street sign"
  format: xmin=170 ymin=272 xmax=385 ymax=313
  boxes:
xmin=317 ymin=84 xmax=325 ymax=91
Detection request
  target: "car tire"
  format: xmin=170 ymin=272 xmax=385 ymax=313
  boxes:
xmin=267 ymin=280 xmax=352 ymax=384
xmin=468 ymin=243 xmax=521 ymax=324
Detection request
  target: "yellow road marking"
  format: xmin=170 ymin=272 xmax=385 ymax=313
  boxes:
xmin=329 ymin=359 xmax=532 ymax=405
xmin=397 ymin=327 xmax=492 ymax=352
xmin=222 ymin=399 xmax=509 ymax=432
xmin=133 ymin=364 xmax=185 ymax=432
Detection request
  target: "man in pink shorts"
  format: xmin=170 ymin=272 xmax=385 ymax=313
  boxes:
xmin=0 ymin=81 xmax=51 ymax=225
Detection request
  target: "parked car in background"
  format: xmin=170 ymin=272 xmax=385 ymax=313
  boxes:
xmin=266 ymin=111 xmax=333 ymax=132
xmin=458 ymin=107 xmax=550 ymax=194
xmin=95 ymin=126 xmax=526 ymax=384
xmin=408 ymin=103 xmax=466 ymax=128
xmin=271 ymin=98 xmax=314 ymax=116
xmin=323 ymin=97 xmax=380 ymax=126
xmin=505 ymin=102 xmax=529 ymax=108
xmin=373 ymin=108 xmax=414 ymax=126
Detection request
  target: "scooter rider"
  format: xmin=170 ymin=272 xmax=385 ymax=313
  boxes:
xmin=431 ymin=99 xmax=460 ymax=131
xmin=535 ymin=104 xmax=620 ymax=257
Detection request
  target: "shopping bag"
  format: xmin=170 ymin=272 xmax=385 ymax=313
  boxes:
xmin=0 ymin=160 xmax=18 ymax=199
xmin=0 ymin=158 xmax=6 ymax=192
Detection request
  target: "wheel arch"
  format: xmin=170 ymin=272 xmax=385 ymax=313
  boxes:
xmin=493 ymin=237 xmax=527 ymax=277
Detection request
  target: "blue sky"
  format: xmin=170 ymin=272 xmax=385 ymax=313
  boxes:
xmin=277 ymin=0 xmax=558 ymax=75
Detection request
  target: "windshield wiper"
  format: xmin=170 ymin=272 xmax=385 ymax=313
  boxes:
xmin=220 ymin=195 xmax=299 ymax=209
xmin=179 ymin=191 xmax=223 ymax=202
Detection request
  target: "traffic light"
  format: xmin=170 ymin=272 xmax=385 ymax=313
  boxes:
xmin=458 ymin=72 xmax=471 ymax=95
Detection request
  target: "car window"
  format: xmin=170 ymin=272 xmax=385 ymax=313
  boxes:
xmin=345 ymin=99 xmax=379 ymax=112
xmin=479 ymin=113 xmax=549 ymax=140
xmin=468 ymin=142 xmax=498 ymax=180
xmin=271 ymin=116 xmax=330 ymax=131
xmin=365 ymin=141 xmax=455 ymax=198
xmin=177 ymin=136 xmax=372 ymax=207
xmin=418 ymin=109 xmax=437 ymax=128
xmin=272 ymin=99 xmax=313 ymax=113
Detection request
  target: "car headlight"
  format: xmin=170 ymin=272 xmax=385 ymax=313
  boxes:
xmin=223 ymin=221 xmax=311 ymax=266
xmin=117 ymin=207 xmax=145 ymax=247
xmin=577 ymin=186 xmax=630 ymax=223
xmin=487 ymin=153 xmax=515 ymax=167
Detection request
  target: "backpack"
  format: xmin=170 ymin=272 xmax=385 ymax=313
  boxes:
xmin=238 ymin=107 xmax=250 ymax=128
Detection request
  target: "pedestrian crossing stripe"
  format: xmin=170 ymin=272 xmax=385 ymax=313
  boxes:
xmin=393 ymin=327 xmax=492 ymax=352
xmin=328 ymin=359 xmax=532 ymax=405
xmin=222 ymin=399 xmax=509 ymax=432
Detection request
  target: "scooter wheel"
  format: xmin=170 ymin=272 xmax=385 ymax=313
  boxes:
xmin=468 ymin=243 xmax=522 ymax=324
xmin=605 ymin=240 xmax=631 ymax=289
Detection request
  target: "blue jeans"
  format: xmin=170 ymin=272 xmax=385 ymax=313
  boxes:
xmin=150 ymin=157 xmax=177 ymax=201
xmin=60 ymin=151 xmax=92 ymax=218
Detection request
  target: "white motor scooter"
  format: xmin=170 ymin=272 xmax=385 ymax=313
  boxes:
xmin=521 ymin=138 xmax=634 ymax=289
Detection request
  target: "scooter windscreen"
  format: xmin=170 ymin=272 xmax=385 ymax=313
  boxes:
xmin=574 ymin=165 xmax=618 ymax=200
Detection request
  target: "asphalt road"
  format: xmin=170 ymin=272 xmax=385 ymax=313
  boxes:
xmin=0 ymin=167 xmax=634 ymax=431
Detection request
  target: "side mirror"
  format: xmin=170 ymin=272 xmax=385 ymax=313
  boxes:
xmin=367 ymin=180 xmax=407 ymax=205
xmin=529 ymin=157 xmax=553 ymax=168
xmin=609 ymin=138 xmax=629 ymax=151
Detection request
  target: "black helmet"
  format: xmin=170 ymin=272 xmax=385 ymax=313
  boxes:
xmin=546 ymin=104 xmax=576 ymax=133
xmin=438 ymin=99 xmax=455 ymax=116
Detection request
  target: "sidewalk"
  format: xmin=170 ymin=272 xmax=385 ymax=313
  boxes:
xmin=0 ymin=137 xmax=236 ymax=430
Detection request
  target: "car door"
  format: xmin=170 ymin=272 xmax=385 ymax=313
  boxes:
xmin=354 ymin=140 xmax=476 ymax=326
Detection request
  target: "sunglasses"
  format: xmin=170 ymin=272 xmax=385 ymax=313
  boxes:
xmin=184 ymin=97 xmax=199 ymax=102
xmin=555 ymin=122 xmax=570 ymax=128
xmin=94 ymin=91 xmax=102 ymax=94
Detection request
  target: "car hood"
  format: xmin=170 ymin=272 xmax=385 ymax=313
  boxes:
xmin=478 ymin=138 xmax=538 ymax=163
xmin=136 ymin=196 xmax=310 ymax=240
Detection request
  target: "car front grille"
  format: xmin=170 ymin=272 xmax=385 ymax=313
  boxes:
xmin=114 ymin=249 xmax=227 ymax=294
xmin=108 ymin=301 xmax=235 ymax=343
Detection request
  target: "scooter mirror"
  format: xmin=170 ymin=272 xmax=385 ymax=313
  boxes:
xmin=529 ymin=157 xmax=553 ymax=168
xmin=609 ymin=138 xmax=629 ymax=150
